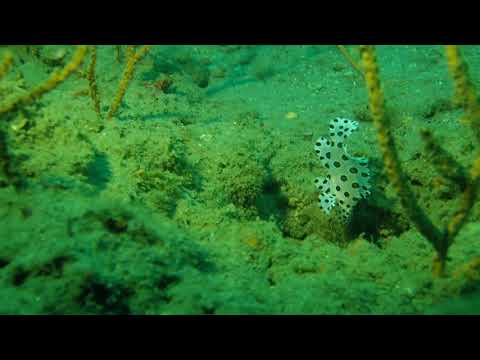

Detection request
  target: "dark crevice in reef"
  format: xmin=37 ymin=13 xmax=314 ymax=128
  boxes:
xmin=77 ymin=275 xmax=132 ymax=315
xmin=11 ymin=267 xmax=30 ymax=286
xmin=256 ymin=177 xmax=288 ymax=224
xmin=84 ymin=152 xmax=112 ymax=191
xmin=156 ymin=273 xmax=180 ymax=303
xmin=201 ymin=305 xmax=216 ymax=315
xmin=0 ymin=129 xmax=24 ymax=189
xmin=35 ymin=255 xmax=72 ymax=278
xmin=102 ymin=216 xmax=129 ymax=234
xmin=10 ymin=255 xmax=73 ymax=287
xmin=348 ymin=201 xmax=409 ymax=244
xmin=0 ymin=257 xmax=10 ymax=269
xmin=342 ymin=159 xmax=410 ymax=244
xmin=157 ymin=273 xmax=180 ymax=291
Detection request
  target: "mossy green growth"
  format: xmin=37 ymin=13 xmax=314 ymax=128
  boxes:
xmin=0 ymin=188 xmax=211 ymax=314
xmin=2 ymin=45 xmax=480 ymax=314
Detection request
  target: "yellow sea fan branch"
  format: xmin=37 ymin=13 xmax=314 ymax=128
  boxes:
xmin=107 ymin=45 xmax=151 ymax=120
xmin=0 ymin=45 xmax=88 ymax=116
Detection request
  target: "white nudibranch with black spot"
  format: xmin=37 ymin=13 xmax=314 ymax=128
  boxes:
xmin=314 ymin=117 xmax=371 ymax=222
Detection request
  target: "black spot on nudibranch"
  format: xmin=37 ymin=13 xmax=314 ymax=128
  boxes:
xmin=334 ymin=118 xmax=339 ymax=122
xmin=323 ymin=179 xmax=328 ymax=184
xmin=316 ymin=142 xmax=321 ymax=146
xmin=315 ymin=150 xmax=320 ymax=153
xmin=330 ymin=125 xmax=334 ymax=129
xmin=342 ymin=155 xmax=348 ymax=161
xmin=314 ymin=179 xmax=319 ymax=183
xmin=333 ymin=161 xmax=341 ymax=168
xmin=361 ymin=172 xmax=368 ymax=177
xmin=337 ymin=142 xmax=343 ymax=148
xmin=336 ymin=186 xmax=341 ymax=191
xmin=344 ymin=192 xmax=350 ymax=197
xmin=340 ymin=175 xmax=347 ymax=182
xmin=349 ymin=167 xmax=358 ymax=174
xmin=337 ymin=132 xmax=343 ymax=136
xmin=352 ymin=182 xmax=360 ymax=189
xmin=326 ymin=152 xmax=331 ymax=159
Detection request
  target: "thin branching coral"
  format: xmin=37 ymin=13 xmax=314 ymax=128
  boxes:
xmin=107 ymin=45 xmax=151 ymax=120
xmin=443 ymin=45 xmax=480 ymax=253
xmin=0 ymin=46 xmax=87 ymax=189
xmin=0 ymin=45 xmax=88 ymax=116
xmin=86 ymin=45 xmax=101 ymax=118
xmin=358 ymin=45 xmax=480 ymax=277
xmin=336 ymin=45 xmax=363 ymax=79
xmin=115 ymin=45 xmax=123 ymax=63
xmin=445 ymin=45 xmax=480 ymax=141
xmin=0 ymin=52 xmax=13 ymax=80
xmin=420 ymin=129 xmax=467 ymax=189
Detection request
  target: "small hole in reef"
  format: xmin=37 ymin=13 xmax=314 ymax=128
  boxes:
xmin=103 ymin=217 xmax=129 ymax=234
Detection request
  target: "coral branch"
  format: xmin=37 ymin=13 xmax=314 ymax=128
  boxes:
xmin=0 ymin=45 xmax=88 ymax=116
xmin=420 ymin=129 xmax=467 ymax=188
xmin=107 ymin=45 xmax=151 ymax=120
xmin=336 ymin=45 xmax=363 ymax=78
xmin=0 ymin=52 xmax=13 ymax=80
xmin=359 ymin=45 xmax=446 ymax=275
xmin=445 ymin=45 xmax=480 ymax=142
xmin=443 ymin=45 xmax=480 ymax=248
xmin=87 ymin=45 xmax=101 ymax=118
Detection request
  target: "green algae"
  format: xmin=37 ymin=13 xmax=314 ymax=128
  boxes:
xmin=0 ymin=45 xmax=479 ymax=314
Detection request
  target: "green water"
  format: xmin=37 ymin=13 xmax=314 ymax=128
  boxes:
xmin=0 ymin=45 xmax=479 ymax=314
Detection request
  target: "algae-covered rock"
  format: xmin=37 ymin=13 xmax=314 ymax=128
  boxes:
xmin=0 ymin=189 xmax=212 ymax=314
xmin=2 ymin=45 xmax=480 ymax=314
